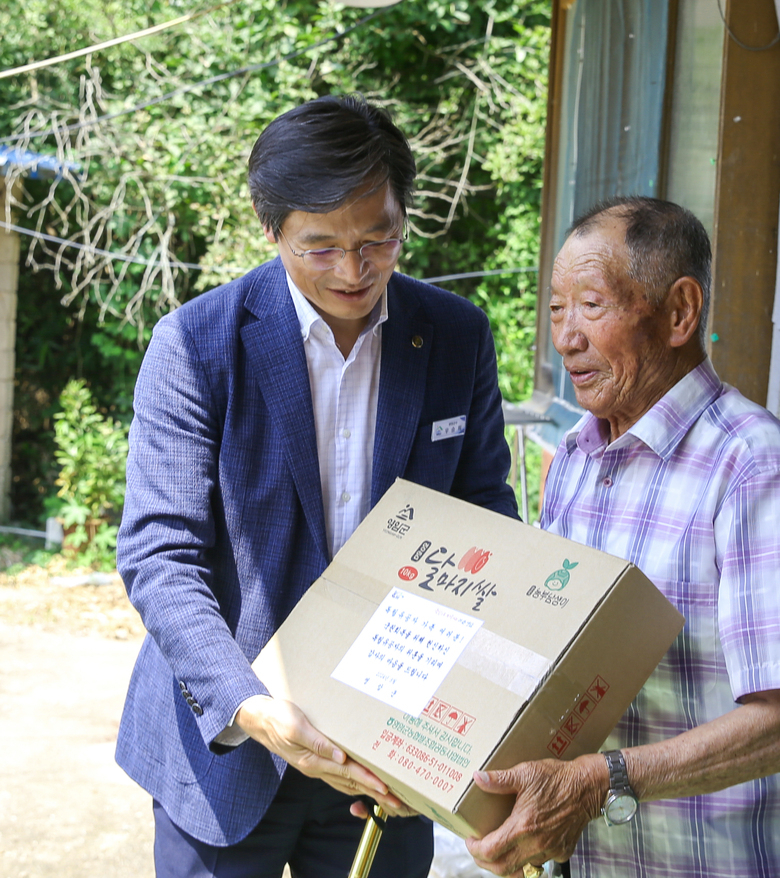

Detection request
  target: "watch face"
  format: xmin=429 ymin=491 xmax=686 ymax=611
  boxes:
xmin=606 ymin=793 xmax=638 ymax=824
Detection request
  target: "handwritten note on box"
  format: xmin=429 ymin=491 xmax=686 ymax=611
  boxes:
xmin=331 ymin=587 xmax=483 ymax=716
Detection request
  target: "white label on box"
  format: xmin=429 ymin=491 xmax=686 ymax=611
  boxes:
xmin=331 ymin=587 xmax=483 ymax=716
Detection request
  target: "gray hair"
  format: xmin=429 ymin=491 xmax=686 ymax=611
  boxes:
xmin=568 ymin=196 xmax=711 ymax=348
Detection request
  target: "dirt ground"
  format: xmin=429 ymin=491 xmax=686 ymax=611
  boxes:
xmin=0 ymin=558 xmax=492 ymax=878
xmin=0 ymin=558 xmax=154 ymax=878
xmin=0 ymin=555 xmax=146 ymax=641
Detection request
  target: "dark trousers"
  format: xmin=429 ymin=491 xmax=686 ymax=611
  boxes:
xmin=153 ymin=769 xmax=434 ymax=878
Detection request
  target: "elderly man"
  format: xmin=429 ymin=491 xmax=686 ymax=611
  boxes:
xmin=467 ymin=196 xmax=780 ymax=877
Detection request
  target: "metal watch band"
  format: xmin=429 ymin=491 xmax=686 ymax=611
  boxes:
xmin=603 ymin=749 xmax=631 ymax=793
xmin=602 ymin=748 xmax=639 ymax=826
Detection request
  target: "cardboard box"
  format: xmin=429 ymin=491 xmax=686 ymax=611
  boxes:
xmin=253 ymin=480 xmax=684 ymax=839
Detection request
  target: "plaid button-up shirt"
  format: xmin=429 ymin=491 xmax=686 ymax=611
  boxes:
xmin=541 ymin=358 xmax=780 ymax=877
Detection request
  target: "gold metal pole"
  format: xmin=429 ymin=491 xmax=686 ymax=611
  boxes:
xmin=347 ymin=805 xmax=386 ymax=878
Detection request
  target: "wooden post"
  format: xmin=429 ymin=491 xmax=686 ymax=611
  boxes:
xmin=710 ymin=0 xmax=780 ymax=403
xmin=0 ymin=178 xmax=20 ymax=522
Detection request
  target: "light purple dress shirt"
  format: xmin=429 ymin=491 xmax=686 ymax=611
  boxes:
xmin=541 ymin=359 xmax=780 ymax=877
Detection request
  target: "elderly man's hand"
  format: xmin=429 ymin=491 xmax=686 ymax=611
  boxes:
xmin=465 ymin=754 xmax=608 ymax=877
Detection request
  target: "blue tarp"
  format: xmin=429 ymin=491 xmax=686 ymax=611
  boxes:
xmin=0 ymin=145 xmax=80 ymax=180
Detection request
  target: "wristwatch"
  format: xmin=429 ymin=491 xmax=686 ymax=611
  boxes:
xmin=602 ymin=749 xmax=638 ymax=826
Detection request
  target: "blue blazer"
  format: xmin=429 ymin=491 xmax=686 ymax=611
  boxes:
xmin=116 ymin=258 xmax=517 ymax=845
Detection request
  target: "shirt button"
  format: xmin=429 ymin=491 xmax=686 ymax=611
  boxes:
xmin=342 ymin=492 xmax=351 ymax=503
xmin=603 ymin=477 xmax=613 ymax=487
xmin=342 ymin=429 xmax=351 ymax=439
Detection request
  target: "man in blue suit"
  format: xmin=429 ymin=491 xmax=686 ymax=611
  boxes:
xmin=116 ymin=95 xmax=518 ymax=878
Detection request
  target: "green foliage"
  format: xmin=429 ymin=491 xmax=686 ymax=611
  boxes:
xmin=51 ymin=379 xmax=129 ymax=569
xmin=11 ymin=256 xmax=143 ymax=523
xmin=1 ymin=0 xmax=549 ymax=312
xmin=1 ymin=0 xmax=550 ymax=523
xmin=0 ymin=532 xmax=56 ymax=573
xmin=474 ymin=279 xmax=539 ymax=402
xmin=54 ymin=379 xmax=128 ymax=518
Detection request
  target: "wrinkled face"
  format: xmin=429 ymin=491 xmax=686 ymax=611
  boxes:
xmin=265 ymin=182 xmax=404 ymax=341
xmin=550 ymin=217 xmax=676 ymax=440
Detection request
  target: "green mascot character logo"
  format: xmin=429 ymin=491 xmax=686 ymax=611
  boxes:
xmin=544 ymin=559 xmax=578 ymax=591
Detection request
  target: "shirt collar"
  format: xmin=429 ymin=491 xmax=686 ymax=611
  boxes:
xmin=285 ymin=273 xmax=389 ymax=343
xmin=564 ymin=358 xmax=723 ymax=459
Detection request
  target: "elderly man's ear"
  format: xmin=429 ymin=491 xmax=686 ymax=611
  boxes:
xmin=667 ymin=276 xmax=704 ymax=349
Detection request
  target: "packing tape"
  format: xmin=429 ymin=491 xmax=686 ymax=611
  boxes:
xmin=457 ymin=628 xmax=552 ymax=701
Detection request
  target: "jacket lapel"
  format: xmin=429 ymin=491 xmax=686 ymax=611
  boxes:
xmin=239 ymin=261 xmax=328 ymax=560
xmin=372 ymin=279 xmax=432 ymax=506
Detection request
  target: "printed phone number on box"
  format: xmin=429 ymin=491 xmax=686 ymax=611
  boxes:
xmin=394 ymin=752 xmax=459 ymax=793
xmin=376 ymin=730 xmax=464 ymax=793
xmin=385 ymin=717 xmax=472 ymax=768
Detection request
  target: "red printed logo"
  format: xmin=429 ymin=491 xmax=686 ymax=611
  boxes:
xmin=576 ymin=696 xmax=594 ymax=719
xmin=398 ymin=566 xmax=418 ymax=581
xmin=423 ymin=698 xmax=476 ymax=736
xmin=458 ymin=546 xmax=492 ymax=574
xmin=443 ymin=708 xmax=463 ymax=729
xmin=422 ymin=697 xmax=439 ymax=716
xmin=563 ymin=713 xmax=583 ymax=738
xmin=455 ymin=713 xmax=476 ymax=735
xmin=432 ymin=700 xmax=451 ymax=722
xmin=446 ymin=711 xmax=476 ymax=735
xmin=548 ymin=675 xmax=610 ymax=759
xmin=587 ymin=676 xmax=609 ymax=702
xmin=548 ymin=732 xmax=570 ymax=758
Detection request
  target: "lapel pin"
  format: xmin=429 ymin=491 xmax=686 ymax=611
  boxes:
xmin=411 ymin=335 xmax=423 ymax=349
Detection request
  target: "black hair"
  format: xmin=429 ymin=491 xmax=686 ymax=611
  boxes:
xmin=568 ymin=195 xmax=711 ymax=347
xmin=248 ymin=94 xmax=416 ymax=236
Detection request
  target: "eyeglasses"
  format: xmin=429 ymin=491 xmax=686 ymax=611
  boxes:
xmin=277 ymin=227 xmax=407 ymax=271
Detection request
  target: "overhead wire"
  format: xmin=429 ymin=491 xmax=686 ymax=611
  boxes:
xmin=0 ymin=219 xmax=216 ymax=272
xmin=715 ymin=0 xmax=780 ymax=51
xmin=0 ymin=9 xmax=390 ymax=145
xmin=422 ymin=267 xmax=538 ymax=283
xmin=0 ymin=7 xmax=399 ymax=309
xmin=0 ymin=6 xmax=394 ymax=291
xmin=0 ymin=0 xmax=246 ymax=81
xmin=0 ymin=219 xmax=538 ymax=285
xmin=1 ymin=4 xmax=539 ymax=298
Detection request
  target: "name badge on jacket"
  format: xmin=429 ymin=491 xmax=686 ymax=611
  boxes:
xmin=431 ymin=415 xmax=467 ymax=442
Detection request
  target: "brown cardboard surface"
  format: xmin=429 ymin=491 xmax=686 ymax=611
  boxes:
xmin=253 ymin=480 xmax=684 ymax=838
